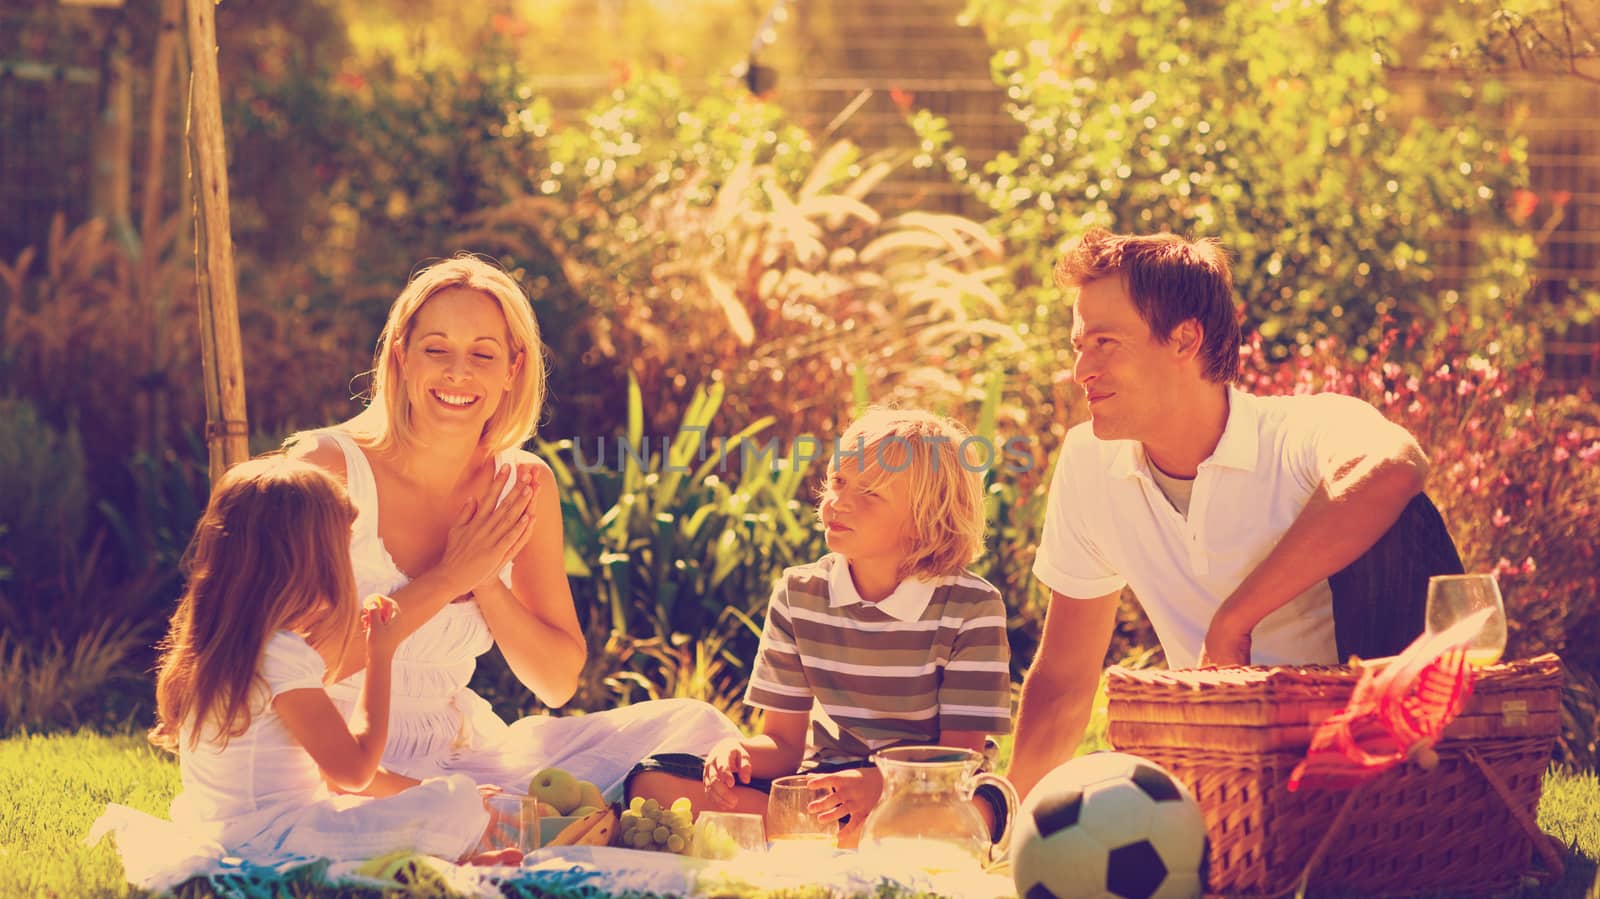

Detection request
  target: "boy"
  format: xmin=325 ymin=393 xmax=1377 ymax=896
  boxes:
xmin=626 ymin=408 xmax=1013 ymax=847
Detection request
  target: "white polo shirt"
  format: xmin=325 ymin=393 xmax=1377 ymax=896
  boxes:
xmin=1033 ymin=388 xmax=1411 ymax=668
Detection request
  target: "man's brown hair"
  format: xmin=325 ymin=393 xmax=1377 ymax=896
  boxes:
xmin=1055 ymin=228 xmax=1241 ymax=383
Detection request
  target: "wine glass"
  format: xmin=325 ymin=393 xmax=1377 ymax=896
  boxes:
xmin=765 ymin=775 xmax=836 ymax=851
xmin=694 ymin=811 xmax=767 ymax=859
xmin=1425 ymin=573 xmax=1507 ymax=667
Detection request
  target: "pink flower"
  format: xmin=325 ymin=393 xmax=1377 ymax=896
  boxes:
xmin=1492 ymin=508 xmax=1510 ymax=527
xmin=490 ymin=13 xmax=530 ymax=36
xmin=1510 ymin=189 xmax=1539 ymax=222
xmin=1553 ymin=446 xmax=1571 ymax=463
xmin=1521 ymin=557 xmax=1538 ymax=575
xmin=1579 ymin=442 xmax=1600 ymax=463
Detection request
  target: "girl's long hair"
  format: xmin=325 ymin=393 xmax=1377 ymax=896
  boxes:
xmin=149 ymin=457 xmax=358 ymax=752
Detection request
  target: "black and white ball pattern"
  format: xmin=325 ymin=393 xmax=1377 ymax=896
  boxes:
xmin=1011 ymin=752 xmax=1208 ymax=899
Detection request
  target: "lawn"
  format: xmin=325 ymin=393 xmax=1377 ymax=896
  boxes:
xmin=2 ymin=731 xmax=1595 ymax=898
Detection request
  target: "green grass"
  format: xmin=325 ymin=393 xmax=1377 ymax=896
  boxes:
xmin=2 ymin=731 xmax=1595 ymax=898
xmin=1 ymin=731 xmax=180 ymax=899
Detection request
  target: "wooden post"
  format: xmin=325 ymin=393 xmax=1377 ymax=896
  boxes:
xmin=140 ymin=0 xmax=182 ymax=457
xmin=142 ymin=0 xmax=181 ymax=253
xmin=185 ymin=0 xmax=249 ymax=482
xmin=90 ymin=23 xmax=133 ymax=240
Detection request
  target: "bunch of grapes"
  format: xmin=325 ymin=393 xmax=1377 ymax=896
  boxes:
xmin=618 ymin=797 xmax=694 ymax=854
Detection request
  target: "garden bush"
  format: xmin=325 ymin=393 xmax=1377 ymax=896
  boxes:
xmin=466 ymin=137 xmax=1023 ymax=448
xmin=0 ymin=218 xmax=375 ymax=733
xmin=0 ymin=399 xmax=89 ymax=629
xmin=930 ymin=0 xmax=1563 ymax=360
xmin=1240 ymin=319 xmax=1600 ymax=768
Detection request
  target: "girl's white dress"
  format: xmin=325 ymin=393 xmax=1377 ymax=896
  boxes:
xmin=90 ymin=434 xmax=739 ymax=888
xmin=168 ymin=630 xmax=489 ymax=862
xmin=319 ymin=430 xmax=739 ymax=798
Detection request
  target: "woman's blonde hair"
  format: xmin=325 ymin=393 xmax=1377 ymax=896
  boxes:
xmin=350 ymin=255 xmax=546 ymax=455
xmin=826 ymin=407 xmax=988 ymax=580
xmin=150 ymin=457 xmax=359 ymax=753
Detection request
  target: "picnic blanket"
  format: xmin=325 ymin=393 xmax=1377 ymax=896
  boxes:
xmin=88 ymin=805 xmax=1013 ymax=898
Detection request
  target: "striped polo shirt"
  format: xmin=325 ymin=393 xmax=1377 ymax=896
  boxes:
xmin=745 ymin=553 xmax=1012 ymax=767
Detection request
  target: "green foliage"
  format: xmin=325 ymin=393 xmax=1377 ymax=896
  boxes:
xmin=0 ymin=398 xmax=89 ymax=618
xmin=1239 ymin=319 xmax=1600 ymax=768
xmin=0 ymin=623 xmax=145 ymax=735
xmin=335 ymin=1 xmax=775 ymax=87
xmin=462 ymin=77 xmax=1024 ymax=444
xmin=0 ymin=216 xmax=201 ymax=489
xmin=470 ymin=375 xmax=825 ymax=721
xmin=537 ymin=70 xmax=816 ymax=207
xmin=316 ymin=53 xmax=546 ymax=280
xmin=456 ymin=72 xmax=823 ymax=435
xmin=937 ymin=0 xmax=1541 ymax=358
xmin=1407 ymin=0 xmax=1600 ymax=81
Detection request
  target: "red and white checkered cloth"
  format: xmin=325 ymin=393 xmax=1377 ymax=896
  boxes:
xmin=1287 ymin=608 xmax=1493 ymax=791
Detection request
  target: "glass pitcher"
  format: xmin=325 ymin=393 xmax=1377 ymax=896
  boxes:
xmin=858 ymin=746 xmax=1018 ymax=870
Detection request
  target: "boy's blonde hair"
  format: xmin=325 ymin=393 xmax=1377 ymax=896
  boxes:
xmin=828 ymin=407 xmax=987 ymax=580
xmin=350 ymin=255 xmax=547 ymax=455
xmin=151 ymin=457 xmax=359 ymax=752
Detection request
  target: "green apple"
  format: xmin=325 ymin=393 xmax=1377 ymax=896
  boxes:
xmin=575 ymin=780 xmax=605 ymax=813
xmin=528 ymin=767 xmax=583 ymax=815
xmin=570 ymin=805 xmax=601 ymax=818
xmin=534 ymin=801 xmax=562 ymax=818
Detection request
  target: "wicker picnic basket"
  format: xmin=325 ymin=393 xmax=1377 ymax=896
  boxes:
xmin=1105 ymin=654 xmax=1564 ymax=897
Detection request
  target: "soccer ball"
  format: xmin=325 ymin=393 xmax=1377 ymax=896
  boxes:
xmin=1011 ymin=752 xmax=1207 ymax=899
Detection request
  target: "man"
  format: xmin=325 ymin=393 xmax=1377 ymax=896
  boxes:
xmin=1006 ymin=229 xmax=1447 ymax=801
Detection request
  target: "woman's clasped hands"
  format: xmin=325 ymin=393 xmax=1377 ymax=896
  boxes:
xmin=436 ymin=463 xmax=542 ymax=598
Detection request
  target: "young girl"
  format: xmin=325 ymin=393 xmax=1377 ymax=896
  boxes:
xmin=626 ymin=408 xmax=1014 ymax=847
xmin=148 ymin=456 xmax=496 ymax=864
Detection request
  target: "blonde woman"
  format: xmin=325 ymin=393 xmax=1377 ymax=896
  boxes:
xmin=291 ymin=255 xmax=738 ymax=800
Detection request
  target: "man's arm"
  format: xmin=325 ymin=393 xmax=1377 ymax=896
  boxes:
xmin=1005 ymin=590 xmax=1119 ymax=802
xmin=1201 ymin=420 xmax=1428 ymax=666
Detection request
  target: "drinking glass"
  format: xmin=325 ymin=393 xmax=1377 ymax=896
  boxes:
xmin=765 ymin=775 xmax=836 ymax=848
xmin=694 ymin=811 xmax=767 ymax=859
xmin=1425 ymin=573 xmax=1508 ymax=667
xmin=476 ymin=791 xmax=539 ymax=854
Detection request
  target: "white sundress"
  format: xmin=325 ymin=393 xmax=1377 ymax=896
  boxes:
xmin=89 ymin=633 xmax=491 ymax=890
xmin=170 ymin=631 xmax=490 ymax=860
xmin=320 ymin=429 xmax=740 ymax=799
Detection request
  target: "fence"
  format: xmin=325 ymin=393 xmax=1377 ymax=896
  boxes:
xmin=0 ymin=9 xmax=104 ymax=260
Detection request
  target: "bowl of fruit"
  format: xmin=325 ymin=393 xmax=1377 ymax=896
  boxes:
xmin=525 ymin=767 xmax=615 ymax=847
